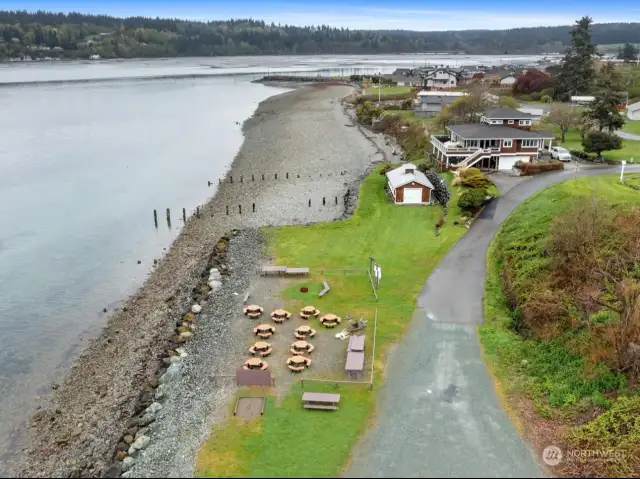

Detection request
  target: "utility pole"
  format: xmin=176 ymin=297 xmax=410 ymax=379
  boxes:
xmin=378 ymin=72 xmax=381 ymax=103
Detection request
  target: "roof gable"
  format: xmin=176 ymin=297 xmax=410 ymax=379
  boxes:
xmin=483 ymin=107 xmax=534 ymax=120
xmin=385 ymin=164 xmax=434 ymax=190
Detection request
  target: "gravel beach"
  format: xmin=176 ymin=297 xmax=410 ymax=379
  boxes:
xmin=14 ymin=83 xmax=383 ymax=478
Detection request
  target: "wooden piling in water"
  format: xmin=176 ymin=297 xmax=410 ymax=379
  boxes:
xmin=275 ymin=173 xmax=278 ymax=180
xmin=182 ymin=208 xmax=186 ymax=222
xmin=286 ymin=172 xmax=289 ymax=179
xmin=308 ymin=199 xmax=311 ymax=207
xmin=196 ymin=206 xmax=200 ymax=217
xmin=252 ymin=203 xmax=256 ymax=213
xmin=226 ymin=205 xmax=229 ymax=215
xmin=240 ymin=175 xmax=243 ymax=183
xmin=335 ymin=196 xmax=338 ymax=205
xmin=153 ymin=210 xmax=158 ymax=228
xmin=323 ymin=197 xmax=326 ymax=206
xmin=252 ymin=174 xmax=255 ymax=182
xmin=166 ymin=208 xmax=171 ymax=226
xmin=230 ymin=175 xmax=233 ymax=183
xmin=262 ymin=173 xmax=265 ymax=180
xmin=239 ymin=204 xmax=242 ymax=214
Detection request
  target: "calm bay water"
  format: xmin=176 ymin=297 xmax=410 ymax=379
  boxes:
xmin=0 ymin=54 xmax=547 ymax=462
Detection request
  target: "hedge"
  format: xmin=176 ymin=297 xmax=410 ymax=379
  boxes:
xmin=519 ymin=160 xmax=565 ymax=176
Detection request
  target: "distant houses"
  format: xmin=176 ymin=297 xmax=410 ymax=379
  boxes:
xmin=413 ymin=91 xmax=468 ymax=118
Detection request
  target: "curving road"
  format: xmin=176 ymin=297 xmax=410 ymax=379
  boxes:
xmin=343 ymin=164 xmax=640 ymax=478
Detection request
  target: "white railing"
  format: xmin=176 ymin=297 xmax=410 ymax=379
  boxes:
xmin=455 ymin=148 xmax=493 ymax=168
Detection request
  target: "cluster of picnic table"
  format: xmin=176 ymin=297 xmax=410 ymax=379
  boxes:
xmin=242 ymin=304 xmax=344 ymax=373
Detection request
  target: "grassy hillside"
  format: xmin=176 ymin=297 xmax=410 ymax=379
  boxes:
xmin=481 ymin=174 xmax=640 ymax=476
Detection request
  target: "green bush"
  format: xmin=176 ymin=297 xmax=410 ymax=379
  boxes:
xmin=458 ymin=187 xmax=487 ymax=212
xmin=540 ymin=95 xmax=552 ymax=103
xmin=519 ymin=160 xmax=564 ymax=175
xmin=379 ymin=164 xmax=394 ymax=175
xmin=459 ymin=168 xmax=492 ymax=188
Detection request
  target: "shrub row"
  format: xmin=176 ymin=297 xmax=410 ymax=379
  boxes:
xmin=519 ymin=160 xmax=564 ymax=176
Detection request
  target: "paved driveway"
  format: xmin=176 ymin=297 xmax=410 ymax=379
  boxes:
xmin=343 ymin=165 xmax=640 ymax=478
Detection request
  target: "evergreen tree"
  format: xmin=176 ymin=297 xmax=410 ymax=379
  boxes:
xmin=617 ymin=42 xmax=639 ymax=61
xmin=555 ymin=16 xmax=597 ymax=100
xmin=586 ymin=61 xmax=626 ymax=132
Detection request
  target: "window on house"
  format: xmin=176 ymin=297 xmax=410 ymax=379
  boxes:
xmin=521 ymin=140 xmax=539 ymax=148
xmin=508 ymin=120 xmax=514 ymax=124
xmin=519 ymin=120 xmax=531 ymax=125
xmin=503 ymin=139 xmax=513 ymax=148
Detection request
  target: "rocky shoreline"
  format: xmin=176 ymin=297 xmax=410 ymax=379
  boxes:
xmin=13 ymin=83 xmax=385 ymax=478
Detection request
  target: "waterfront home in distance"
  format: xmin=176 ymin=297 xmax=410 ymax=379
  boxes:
xmin=413 ymin=91 xmax=468 ymax=118
xmin=385 ymin=164 xmax=435 ymax=205
xmin=430 ymin=107 xmax=554 ymax=171
xmin=499 ymin=73 xmax=518 ymax=86
xmin=423 ymin=68 xmax=460 ymax=89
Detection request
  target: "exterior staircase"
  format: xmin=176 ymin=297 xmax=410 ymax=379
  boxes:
xmin=452 ymin=148 xmax=492 ymax=170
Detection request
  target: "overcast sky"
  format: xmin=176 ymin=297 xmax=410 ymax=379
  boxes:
xmin=9 ymin=0 xmax=640 ymax=31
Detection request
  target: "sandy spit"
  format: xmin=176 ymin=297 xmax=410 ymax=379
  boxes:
xmin=13 ymin=84 xmax=385 ymax=478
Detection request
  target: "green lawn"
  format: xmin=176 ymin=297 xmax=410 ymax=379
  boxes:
xmin=480 ymin=174 xmax=640 ymax=475
xmin=384 ymin=109 xmax=434 ymax=127
xmin=558 ymin=129 xmax=640 ymax=162
xmin=196 ymin=168 xmax=473 ymax=478
xmin=622 ymin=119 xmax=640 ymax=136
xmin=364 ymin=85 xmax=414 ymax=97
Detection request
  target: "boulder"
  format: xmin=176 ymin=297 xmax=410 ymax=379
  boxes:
xmin=137 ymin=413 xmax=155 ymax=427
xmin=208 ymin=280 xmax=222 ymax=290
xmin=179 ymin=331 xmax=193 ymax=339
xmin=124 ymin=435 xmax=134 ymax=445
xmin=132 ymin=435 xmax=150 ymax=450
xmin=103 ymin=463 xmax=122 ymax=478
xmin=121 ymin=457 xmax=135 ymax=473
xmin=158 ymin=362 xmax=181 ymax=385
xmin=176 ymin=347 xmax=187 ymax=357
xmin=191 ymin=304 xmax=202 ymax=314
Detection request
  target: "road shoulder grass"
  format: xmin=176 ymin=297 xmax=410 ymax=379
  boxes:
xmin=196 ymin=167 xmax=477 ymax=478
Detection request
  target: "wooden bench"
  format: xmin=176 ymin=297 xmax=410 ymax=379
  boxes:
xmin=318 ymin=281 xmax=330 ymax=297
xmin=261 ymin=266 xmax=287 ymax=276
xmin=302 ymin=392 xmax=340 ymax=411
xmin=285 ymin=267 xmax=309 ymax=276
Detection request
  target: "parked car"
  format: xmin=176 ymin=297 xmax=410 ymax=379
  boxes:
xmin=550 ymin=146 xmax=572 ymax=162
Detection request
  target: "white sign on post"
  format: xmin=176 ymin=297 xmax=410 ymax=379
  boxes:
xmin=621 ymin=160 xmax=627 ymax=183
xmin=374 ymin=264 xmax=382 ymax=286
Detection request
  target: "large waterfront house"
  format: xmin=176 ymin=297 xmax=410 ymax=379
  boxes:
xmin=413 ymin=91 xmax=468 ymax=118
xmin=430 ymin=107 xmax=554 ymax=171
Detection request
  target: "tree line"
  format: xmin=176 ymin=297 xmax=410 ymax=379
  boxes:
xmin=2 ymin=9 xmax=640 ymax=59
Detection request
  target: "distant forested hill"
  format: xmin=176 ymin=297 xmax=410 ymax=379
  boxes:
xmin=1 ymin=10 xmax=640 ymax=59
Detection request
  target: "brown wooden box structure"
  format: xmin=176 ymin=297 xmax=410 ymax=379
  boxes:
xmin=302 ymin=392 xmax=340 ymax=410
xmin=236 ymin=367 xmax=274 ymax=387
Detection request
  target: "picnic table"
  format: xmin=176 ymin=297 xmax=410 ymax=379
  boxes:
xmin=290 ymin=340 xmax=314 ymax=355
xmin=320 ymin=313 xmax=341 ymax=328
xmin=345 ymin=351 xmax=365 ymax=379
xmin=287 ymin=355 xmax=311 ymax=372
xmin=244 ymin=304 xmax=264 ymax=319
xmin=348 ymin=335 xmax=365 ymax=352
xmin=300 ymin=305 xmax=320 ymax=319
xmin=295 ymin=325 xmax=316 ymax=340
xmin=261 ymin=266 xmax=287 ymax=276
xmin=244 ymin=357 xmax=268 ymax=370
xmin=285 ymin=267 xmax=309 ymax=276
xmin=249 ymin=341 xmax=272 ymax=357
xmin=254 ymin=324 xmax=275 ymax=339
xmin=271 ymin=309 xmax=291 ymax=323
xmin=302 ymin=392 xmax=340 ymax=411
